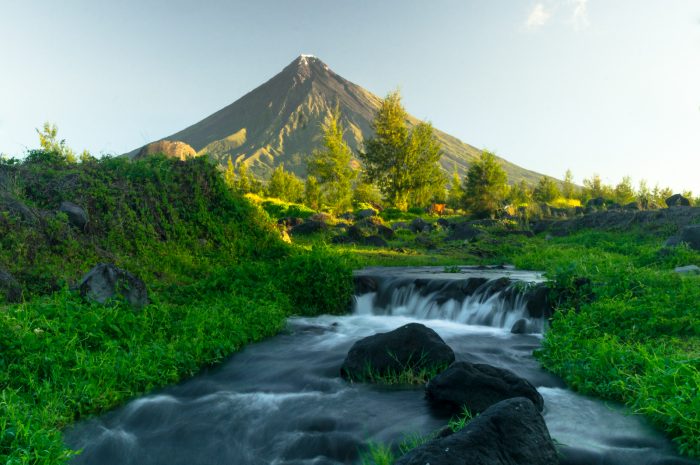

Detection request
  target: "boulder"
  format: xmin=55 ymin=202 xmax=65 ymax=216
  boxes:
xmin=362 ymin=235 xmax=388 ymax=247
xmin=409 ymin=218 xmax=433 ymax=233
xmin=624 ymin=201 xmax=643 ymax=210
xmin=510 ymin=319 xmax=528 ymax=334
xmin=665 ymin=236 xmax=682 ymax=247
xmin=356 ymin=208 xmax=377 ymax=219
xmin=680 ymin=225 xmax=700 ymax=251
xmin=436 ymin=218 xmax=450 ymax=229
xmin=135 ymin=140 xmax=197 ymax=161
xmin=666 ymin=194 xmax=691 ymax=207
xmin=426 ymin=361 xmax=544 ymax=414
xmin=674 ymin=265 xmax=700 ymax=275
xmin=290 ymin=220 xmax=328 ymax=236
xmin=0 ymin=267 xmax=22 ymax=303
xmin=586 ymin=197 xmax=605 ymax=209
xmin=340 ymin=323 xmax=455 ymax=382
xmin=375 ymin=224 xmax=395 ymax=240
xmin=330 ymin=235 xmax=355 ymax=245
xmin=78 ymin=263 xmax=148 ymax=308
xmin=394 ymin=397 xmax=557 ymax=465
xmin=59 ymin=201 xmax=88 ymax=230
xmin=0 ymin=193 xmax=37 ymax=224
xmin=391 ymin=221 xmax=410 ymax=231
xmin=447 ymin=222 xmax=483 ymax=241
xmin=354 ymin=276 xmax=378 ymax=294
xmin=525 ymin=284 xmax=553 ymax=318
xmin=277 ymin=217 xmax=304 ymax=231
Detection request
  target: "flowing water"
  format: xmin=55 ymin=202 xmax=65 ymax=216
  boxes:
xmin=65 ymin=267 xmax=697 ymax=465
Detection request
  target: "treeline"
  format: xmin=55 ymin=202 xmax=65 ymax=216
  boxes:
xmin=220 ymin=91 xmax=698 ymax=218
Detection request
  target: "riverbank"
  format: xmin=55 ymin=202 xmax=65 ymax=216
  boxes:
xmin=0 ymin=154 xmax=354 ymax=464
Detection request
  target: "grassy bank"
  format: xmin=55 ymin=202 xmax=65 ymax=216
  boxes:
xmin=0 ymin=154 xmax=353 ymax=464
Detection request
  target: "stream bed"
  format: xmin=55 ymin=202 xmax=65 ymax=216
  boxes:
xmin=65 ymin=267 xmax=696 ymax=465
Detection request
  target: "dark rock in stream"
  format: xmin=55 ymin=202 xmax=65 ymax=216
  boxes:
xmin=340 ymin=323 xmax=455 ymax=382
xmin=426 ymin=360 xmax=544 ymax=414
xmin=394 ymin=397 xmax=557 ymax=465
xmin=510 ymin=318 xmax=529 ymax=334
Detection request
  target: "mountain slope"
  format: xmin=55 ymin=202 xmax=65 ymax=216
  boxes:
xmin=127 ymin=55 xmax=545 ymax=184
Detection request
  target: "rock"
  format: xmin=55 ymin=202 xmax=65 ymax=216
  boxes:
xmin=525 ymin=284 xmax=553 ymax=319
xmin=59 ymin=201 xmax=88 ymax=230
xmin=330 ymin=235 xmax=355 ymax=245
xmin=277 ymin=217 xmax=304 ymax=231
xmin=414 ymin=234 xmax=437 ymax=249
xmin=340 ymin=323 xmax=455 ymax=382
xmin=586 ymin=197 xmax=605 ymax=209
xmin=409 ymin=218 xmax=433 ymax=233
xmin=338 ymin=212 xmax=355 ymax=221
xmin=290 ymin=220 xmax=328 ymax=235
xmin=624 ymin=201 xmax=643 ymax=210
xmin=78 ymin=263 xmax=148 ymax=308
xmin=0 ymin=267 xmax=22 ymax=303
xmin=675 ymin=265 xmax=700 ymax=275
xmin=356 ymin=208 xmax=377 ymax=219
xmin=680 ymin=225 xmax=700 ymax=251
xmin=391 ymin=221 xmax=410 ymax=231
xmin=347 ymin=224 xmax=369 ymax=241
xmin=666 ymin=194 xmax=691 ymax=207
xmin=0 ymin=193 xmax=37 ymax=224
xmin=394 ymin=397 xmax=557 ymax=465
xmin=447 ymin=222 xmax=483 ymax=241
xmin=375 ymin=224 xmax=395 ymax=240
xmin=354 ymin=276 xmax=378 ymax=294
xmin=135 ymin=140 xmax=197 ymax=161
xmin=310 ymin=212 xmax=334 ymax=223
xmin=362 ymin=235 xmax=388 ymax=247
xmin=511 ymin=319 xmax=528 ymax=334
xmin=426 ymin=361 xmax=544 ymax=414
xmin=665 ymin=236 xmax=682 ymax=247
xmin=436 ymin=218 xmax=450 ymax=228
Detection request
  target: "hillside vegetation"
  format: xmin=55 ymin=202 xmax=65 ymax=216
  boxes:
xmin=0 ymin=151 xmax=353 ymax=464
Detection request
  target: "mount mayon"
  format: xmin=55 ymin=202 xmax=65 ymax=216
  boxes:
xmin=127 ymin=55 xmax=546 ymax=184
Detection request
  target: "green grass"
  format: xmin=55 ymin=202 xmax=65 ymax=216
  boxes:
xmin=344 ymin=350 xmax=450 ymax=385
xmin=0 ymin=153 xmax=354 ymax=464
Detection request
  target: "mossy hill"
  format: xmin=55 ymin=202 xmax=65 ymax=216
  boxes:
xmin=125 ymin=55 xmax=547 ymax=184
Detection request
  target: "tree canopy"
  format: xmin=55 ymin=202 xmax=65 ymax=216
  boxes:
xmin=359 ymin=90 xmax=443 ymax=211
xmin=462 ymin=151 xmax=508 ymax=218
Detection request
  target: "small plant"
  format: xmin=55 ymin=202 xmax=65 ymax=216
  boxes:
xmin=360 ymin=442 xmax=395 ymax=465
xmin=448 ymin=406 xmax=475 ymax=432
xmin=443 ymin=265 xmax=461 ymax=273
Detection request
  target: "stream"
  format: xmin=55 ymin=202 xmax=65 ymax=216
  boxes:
xmin=64 ymin=266 xmax=696 ymax=465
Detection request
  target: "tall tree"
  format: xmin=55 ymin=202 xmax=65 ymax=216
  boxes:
xmin=533 ymin=176 xmax=560 ymax=203
xmin=462 ymin=151 xmax=509 ymax=219
xmin=266 ymin=164 xmax=304 ymax=203
xmin=304 ymin=175 xmax=321 ymax=210
xmin=447 ymin=165 xmax=464 ymax=209
xmin=562 ymin=169 xmax=576 ymax=199
xmin=614 ymin=176 xmax=636 ymax=205
xmin=359 ymin=90 xmax=443 ymax=211
xmin=307 ymin=105 xmax=357 ymax=213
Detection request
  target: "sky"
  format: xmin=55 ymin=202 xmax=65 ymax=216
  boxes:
xmin=1 ymin=0 xmax=699 ymax=192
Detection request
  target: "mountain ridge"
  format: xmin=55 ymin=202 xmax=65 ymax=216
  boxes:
xmin=126 ymin=55 xmax=547 ymax=185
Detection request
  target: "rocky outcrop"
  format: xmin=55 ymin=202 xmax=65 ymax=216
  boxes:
xmin=426 ymin=361 xmax=544 ymax=414
xmin=679 ymin=225 xmax=700 ymax=251
xmin=666 ymin=194 xmax=691 ymax=207
xmin=447 ymin=222 xmax=483 ymax=241
xmin=134 ymin=140 xmax=197 ymax=161
xmin=0 ymin=267 xmax=22 ymax=303
xmin=290 ymin=220 xmax=328 ymax=236
xmin=59 ymin=201 xmax=88 ymax=230
xmin=674 ymin=265 xmax=700 ymax=275
xmin=340 ymin=323 xmax=455 ymax=382
xmin=394 ymin=397 xmax=557 ymax=465
xmin=0 ymin=193 xmax=37 ymax=224
xmin=77 ymin=263 xmax=148 ymax=308
xmin=409 ymin=218 xmax=433 ymax=233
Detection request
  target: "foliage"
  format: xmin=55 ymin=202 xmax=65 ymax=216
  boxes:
xmin=304 ymin=175 xmax=321 ymax=210
xmin=613 ymin=176 xmax=636 ymax=205
xmin=507 ymin=180 xmax=532 ymax=206
xmin=446 ymin=166 xmax=463 ymax=209
xmin=35 ymin=122 xmax=79 ymax=164
xmin=307 ymin=105 xmax=357 ymax=213
xmin=0 ymin=151 xmax=354 ymax=464
xmin=359 ymin=91 xmax=444 ymax=211
xmin=533 ymin=176 xmax=560 ymax=203
xmin=266 ymin=164 xmax=305 ymax=203
xmin=462 ymin=151 xmax=509 ymax=219
xmin=562 ymin=169 xmax=577 ymax=200
xmin=353 ymin=179 xmax=383 ymax=208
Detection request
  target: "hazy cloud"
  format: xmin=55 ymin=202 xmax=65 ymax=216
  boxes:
xmin=526 ymin=3 xmax=552 ymax=29
xmin=571 ymin=0 xmax=590 ymax=31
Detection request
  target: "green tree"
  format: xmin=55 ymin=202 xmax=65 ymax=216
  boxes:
xmin=462 ymin=151 xmax=509 ymax=219
xmin=562 ymin=169 xmax=576 ymax=199
xmin=224 ymin=157 xmax=237 ymax=189
xmin=35 ymin=122 xmax=77 ymax=163
xmin=352 ymin=179 xmax=383 ymax=207
xmin=359 ymin=90 xmax=443 ymax=211
xmin=508 ymin=180 xmax=532 ymax=206
xmin=266 ymin=164 xmax=304 ymax=203
xmin=447 ymin=166 xmax=464 ymax=209
xmin=304 ymin=175 xmax=321 ymax=210
xmin=533 ymin=176 xmax=560 ymax=203
xmin=307 ymin=105 xmax=357 ymax=213
xmin=614 ymin=176 xmax=636 ymax=205
xmin=636 ymin=180 xmax=651 ymax=207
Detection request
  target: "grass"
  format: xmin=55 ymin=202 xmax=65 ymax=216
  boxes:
xmin=345 ymin=350 xmax=450 ymax=385
xmin=0 ymin=153 xmax=354 ymax=464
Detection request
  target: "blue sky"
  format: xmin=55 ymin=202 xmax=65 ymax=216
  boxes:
xmin=1 ymin=0 xmax=698 ymax=192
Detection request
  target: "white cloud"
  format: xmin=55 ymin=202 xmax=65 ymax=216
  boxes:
xmin=571 ymin=0 xmax=590 ymax=31
xmin=526 ymin=3 xmax=552 ymax=29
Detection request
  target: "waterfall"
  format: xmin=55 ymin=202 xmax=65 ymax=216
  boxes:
xmin=352 ymin=267 xmax=551 ymax=334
